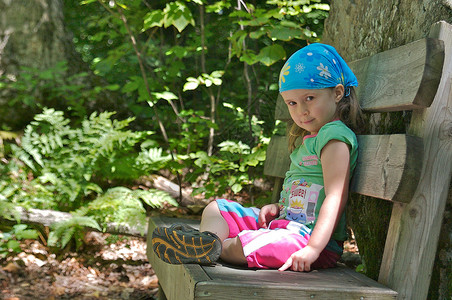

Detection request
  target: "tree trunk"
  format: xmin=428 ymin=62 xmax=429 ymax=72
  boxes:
xmin=0 ymin=0 xmax=83 ymax=129
xmin=0 ymin=0 xmax=121 ymax=130
xmin=322 ymin=1 xmax=452 ymax=297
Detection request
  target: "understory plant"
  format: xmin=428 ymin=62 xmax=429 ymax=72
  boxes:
xmin=0 ymin=108 xmax=175 ymax=249
xmin=0 ymin=224 xmax=39 ymax=260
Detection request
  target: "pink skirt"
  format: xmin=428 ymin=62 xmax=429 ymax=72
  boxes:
xmin=216 ymin=199 xmax=342 ymax=269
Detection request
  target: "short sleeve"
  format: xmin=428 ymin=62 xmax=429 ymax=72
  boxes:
xmin=314 ymin=121 xmax=358 ymax=169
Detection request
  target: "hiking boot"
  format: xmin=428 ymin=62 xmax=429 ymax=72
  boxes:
xmin=152 ymin=223 xmax=222 ymax=265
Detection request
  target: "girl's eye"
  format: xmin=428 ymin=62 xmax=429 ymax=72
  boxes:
xmin=306 ymin=96 xmax=314 ymax=101
xmin=287 ymin=101 xmax=296 ymax=106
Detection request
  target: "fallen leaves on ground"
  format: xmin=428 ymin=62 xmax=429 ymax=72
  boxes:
xmin=0 ymin=233 xmax=158 ymax=300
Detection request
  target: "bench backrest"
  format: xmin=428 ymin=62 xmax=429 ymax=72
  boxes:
xmin=264 ymin=20 xmax=452 ymax=300
xmin=264 ymin=37 xmax=444 ymax=203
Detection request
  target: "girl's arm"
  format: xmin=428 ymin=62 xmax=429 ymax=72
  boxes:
xmin=279 ymin=139 xmax=351 ymax=272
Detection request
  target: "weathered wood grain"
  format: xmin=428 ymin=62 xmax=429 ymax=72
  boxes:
xmin=352 ymin=134 xmax=423 ymax=202
xmin=264 ymin=134 xmax=422 ymax=203
xmin=146 ymin=217 xmax=397 ymax=300
xmin=350 ymin=38 xmax=444 ymax=112
xmin=197 ymin=264 xmax=397 ymax=299
xmin=146 ymin=216 xmax=210 ymax=300
xmin=263 ymin=135 xmax=290 ymax=178
xmin=274 ymin=37 xmax=444 ymax=121
xmin=378 ymin=21 xmax=452 ymax=300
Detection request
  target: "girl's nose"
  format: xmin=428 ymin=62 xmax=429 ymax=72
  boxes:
xmin=297 ymin=103 xmax=308 ymax=116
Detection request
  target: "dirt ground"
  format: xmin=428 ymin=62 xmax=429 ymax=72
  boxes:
xmin=0 ymin=233 xmax=158 ymax=300
xmin=0 ymin=202 xmax=360 ymax=300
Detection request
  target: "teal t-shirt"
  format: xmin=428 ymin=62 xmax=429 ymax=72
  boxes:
xmin=278 ymin=120 xmax=358 ymax=241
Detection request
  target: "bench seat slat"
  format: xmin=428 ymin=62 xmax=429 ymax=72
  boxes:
xmin=274 ymin=38 xmax=444 ymax=121
xmin=146 ymin=217 xmax=207 ymax=300
xmin=264 ymin=134 xmax=422 ymax=203
xmin=146 ymin=216 xmax=397 ymax=300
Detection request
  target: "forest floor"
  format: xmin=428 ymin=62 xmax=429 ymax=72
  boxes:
xmin=0 ymin=233 xmax=158 ymax=300
xmin=0 ymin=227 xmax=360 ymax=300
xmin=0 ymin=188 xmax=360 ymax=300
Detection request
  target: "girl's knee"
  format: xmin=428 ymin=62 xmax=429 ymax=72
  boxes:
xmin=202 ymin=200 xmax=220 ymax=218
xmin=200 ymin=200 xmax=229 ymax=240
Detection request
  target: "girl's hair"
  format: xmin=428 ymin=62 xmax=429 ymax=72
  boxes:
xmin=287 ymin=87 xmax=365 ymax=152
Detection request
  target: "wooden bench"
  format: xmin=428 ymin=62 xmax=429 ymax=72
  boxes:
xmin=146 ymin=21 xmax=452 ymax=300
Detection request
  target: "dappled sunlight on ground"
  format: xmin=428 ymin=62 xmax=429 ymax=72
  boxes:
xmin=0 ymin=234 xmax=158 ymax=300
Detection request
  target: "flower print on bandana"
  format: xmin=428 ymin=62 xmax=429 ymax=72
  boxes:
xmin=295 ymin=63 xmax=305 ymax=73
xmin=317 ymin=63 xmax=331 ymax=79
xmin=305 ymin=52 xmax=318 ymax=62
xmin=304 ymin=73 xmax=317 ymax=87
xmin=279 ymin=64 xmax=290 ymax=87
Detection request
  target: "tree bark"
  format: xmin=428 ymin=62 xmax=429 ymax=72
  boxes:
xmin=0 ymin=0 xmax=121 ymax=130
xmin=322 ymin=1 xmax=452 ymax=297
xmin=0 ymin=0 xmax=81 ymax=129
xmin=3 ymin=206 xmax=146 ymax=237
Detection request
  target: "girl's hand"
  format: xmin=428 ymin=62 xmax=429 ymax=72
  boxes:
xmin=278 ymin=245 xmax=320 ymax=272
xmin=258 ymin=203 xmax=279 ymax=229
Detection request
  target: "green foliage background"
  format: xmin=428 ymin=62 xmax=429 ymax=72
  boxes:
xmin=0 ymin=0 xmax=329 ymax=251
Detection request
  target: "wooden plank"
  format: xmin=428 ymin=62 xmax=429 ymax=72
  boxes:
xmin=351 ymin=134 xmax=423 ymax=203
xmin=263 ymin=135 xmax=290 ymax=178
xmin=146 ymin=216 xmax=209 ymax=300
xmin=271 ymin=177 xmax=284 ymax=204
xmin=264 ymin=134 xmax=422 ymax=202
xmin=274 ymin=38 xmax=444 ymax=120
xmin=350 ymin=38 xmax=444 ymax=112
xmin=378 ymin=21 xmax=452 ymax=300
xmin=195 ymin=264 xmax=397 ymax=299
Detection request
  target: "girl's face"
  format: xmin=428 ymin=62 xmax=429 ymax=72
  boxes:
xmin=281 ymin=85 xmax=344 ymax=135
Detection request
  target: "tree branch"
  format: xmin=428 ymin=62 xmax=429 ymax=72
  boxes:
xmin=3 ymin=207 xmax=147 ymax=237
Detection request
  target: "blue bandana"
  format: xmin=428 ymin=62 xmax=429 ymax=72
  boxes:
xmin=279 ymin=43 xmax=358 ymax=93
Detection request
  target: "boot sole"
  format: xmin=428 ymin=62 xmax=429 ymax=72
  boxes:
xmin=152 ymin=226 xmax=221 ymax=265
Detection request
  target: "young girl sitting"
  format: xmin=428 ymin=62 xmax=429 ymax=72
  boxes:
xmin=152 ymin=43 xmax=364 ymax=272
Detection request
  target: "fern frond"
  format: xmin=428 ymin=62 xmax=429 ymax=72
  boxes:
xmin=0 ymin=195 xmax=20 ymax=222
xmin=134 ymin=189 xmax=178 ymax=208
xmin=0 ymin=131 xmax=19 ymax=140
xmin=48 ymin=215 xmax=101 ymax=248
xmin=76 ymin=187 xmax=148 ymax=232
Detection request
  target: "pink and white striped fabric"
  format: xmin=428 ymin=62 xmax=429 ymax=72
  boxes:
xmin=216 ymin=199 xmax=341 ymax=269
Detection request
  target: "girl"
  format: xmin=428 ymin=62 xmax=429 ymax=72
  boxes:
xmin=152 ymin=43 xmax=364 ymax=272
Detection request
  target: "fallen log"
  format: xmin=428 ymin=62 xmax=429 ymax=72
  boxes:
xmin=2 ymin=206 xmax=146 ymax=237
xmin=149 ymin=175 xmax=207 ymax=207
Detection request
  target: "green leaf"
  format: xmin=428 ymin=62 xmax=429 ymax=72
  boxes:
xmin=269 ymin=26 xmax=304 ymax=41
xmin=231 ymin=183 xmax=242 ymax=193
xmin=163 ymin=2 xmax=195 ymax=32
xmin=7 ymin=240 xmax=21 ymax=252
xmin=183 ymin=78 xmax=200 ymax=91
xmin=143 ymin=10 xmax=164 ymax=30
xmin=152 ymin=91 xmax=178 ymax=101
xmin=256 ymin=44 xmax=286 ymax=66
xmin=239 ymin=50 xmax=258 ymax=65
xmin=122 ymin=76 xmax=143 ymax=93
xmin=249 ymin=29 xmax=267 ymax=39
xmin=105 ymin=84 xmax=120 ymax=91
xmin=15 ymin=229 xmax=39 ymax=240
xmin=230 ymin=30 xmax=247 ymax=57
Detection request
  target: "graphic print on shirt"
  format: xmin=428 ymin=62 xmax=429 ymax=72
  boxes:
xmin=286 ymin=179 xmax=323 ymax=224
